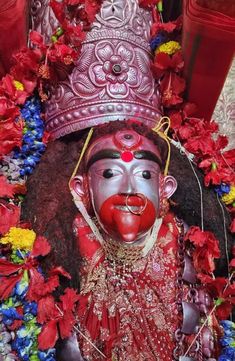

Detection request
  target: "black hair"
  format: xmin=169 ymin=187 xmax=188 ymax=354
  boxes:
xmin=21 ymin=121 xmax=233 ymax=286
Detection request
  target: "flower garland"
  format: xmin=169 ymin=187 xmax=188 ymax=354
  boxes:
xmin=150 ymin=12 xmax=235 ymax=232
xmin=219 ymin=320 xmax=235 ymax=361
xmin=0 ymin=3 xmax=105 ymax=360
xmin=0 ymin=229 xmax=80 ymax=361
xmin=0 ymin=1 xmax=234 ymax=360
xmin=148 ymin=4 xmax=235 ymax=359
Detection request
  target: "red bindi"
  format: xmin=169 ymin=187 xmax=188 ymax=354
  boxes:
xmin=121 ymin=151 xmax=134 ymax=162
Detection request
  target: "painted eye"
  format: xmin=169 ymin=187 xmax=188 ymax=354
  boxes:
xmin=103 ymin=169 xmax=114 ymax=178
xmin=142 ymin=170 xmax=151 ymax=179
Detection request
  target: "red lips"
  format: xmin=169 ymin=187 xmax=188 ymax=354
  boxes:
xmin=99 ymin=194 xmax=156 ymax=243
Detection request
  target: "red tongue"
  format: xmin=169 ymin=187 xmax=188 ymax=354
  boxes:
xmin=113 ymin=209 xmax=141 ymax=242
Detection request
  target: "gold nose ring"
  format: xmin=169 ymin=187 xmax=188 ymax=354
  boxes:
xmin=125 ymin=193 xmax=147 ymax=215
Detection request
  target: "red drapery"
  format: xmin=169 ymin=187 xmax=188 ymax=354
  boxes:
xmin=182 ymin=0 xmax=235 ymax=120
xmin=0 ymin=0 xmax=29 ymax=78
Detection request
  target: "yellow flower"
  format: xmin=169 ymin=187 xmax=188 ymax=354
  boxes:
xmin=13 ymin=80 xmax=24 ymax=91
xmin=156 ymin=41 xmax=181 ymax=56
xmin=222 ymin=186 xmax=235 ymax=205
xmin=0 ymin=227 xmax=36 ymax=251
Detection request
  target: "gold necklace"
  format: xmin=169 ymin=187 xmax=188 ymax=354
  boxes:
xmin=103 ymin=237 xmax=145 ymax=265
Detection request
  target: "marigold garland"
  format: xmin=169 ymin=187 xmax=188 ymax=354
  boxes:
xmin=156 ymin=40 xmax=181 ymax=55
xmin=0 ymin=227 xmax=36 ymax=251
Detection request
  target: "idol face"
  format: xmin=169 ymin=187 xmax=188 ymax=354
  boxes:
xmin=88 ymin=156 xmax=160 ymax=243
xmin=72 ymin=130 xmax=177 ymax=244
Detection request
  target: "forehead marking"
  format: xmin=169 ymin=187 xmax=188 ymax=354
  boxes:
xmin=86 ymin=149 xmax=162 ymax=169
xmin=121 ymin=151 xmax=134 ymax=162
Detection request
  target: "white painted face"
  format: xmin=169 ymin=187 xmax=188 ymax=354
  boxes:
xmin=72 ymin=130 xmax=177 ymax=243
xmin=88 ymin=156 xmax=162 ymax=210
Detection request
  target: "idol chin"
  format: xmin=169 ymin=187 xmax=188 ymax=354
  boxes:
xmin=98 ymin=194 xmax=157 ymax=243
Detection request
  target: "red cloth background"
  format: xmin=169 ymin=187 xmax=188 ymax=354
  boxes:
xmin=0 ymin=0 xmax=28 ymax=78
xmin=182 ymin=0 xmax=235 ymax=120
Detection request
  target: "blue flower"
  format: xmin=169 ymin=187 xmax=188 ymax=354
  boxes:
xmin=224 ymin=347 xmax=235 ymax=357
xmin=150 ymin=33 xmax=166 ymax=52
xmin=38 ymin=349 xmax=56 ymax=361
xmin=220 ymin=337 xmax=234 ymax=347
xmin=13 ymin=281 xmax=28 ymax=300
xmin=0 ymin=307 xmax=23 ymax=326
xmin=218 ymin=355 xmax=233 ymax=361
xmin=13 ymin=95 xmax=47 ymax=179
xmin=214 ymin=184 xmax=230 ymax=197
xmin=23 ymin=301 xmax=37 ymax=317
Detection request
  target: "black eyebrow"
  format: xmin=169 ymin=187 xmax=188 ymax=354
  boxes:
xmin=86 ymin=149 xmax=162 ymax=169
xmin=87 ymin=149 xmax=120 ymax=169
xmin=134 ymin=151 xmax=162 ymax=167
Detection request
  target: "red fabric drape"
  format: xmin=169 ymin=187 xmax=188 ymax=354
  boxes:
xmin=182 ymin=0 xmax=235 ymax=120
xmin=0 ymin=0 xmax=29 ymax=78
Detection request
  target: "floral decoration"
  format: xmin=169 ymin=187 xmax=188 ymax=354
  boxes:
xmin=90 ymin=42 xmax=139 ymax=98
xmin=0 ymin=1 xmax=234 ymax=360
xmin=219 ymin=320 xmax=235 ymax=361
xmin=0 ymin=3 xmax=105 ymax=360
xmin=149 ymin=5 xmax=235 ymax=356
xmin=0 ymin=233 xmax=79 ymax=360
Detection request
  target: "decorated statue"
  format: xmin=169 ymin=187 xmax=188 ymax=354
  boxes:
xmin=0 ymin=1 xmax=235 ymax=361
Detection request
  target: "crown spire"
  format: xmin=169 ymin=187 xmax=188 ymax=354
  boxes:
xmin=44 ymin=0 xmax=162 ymax=139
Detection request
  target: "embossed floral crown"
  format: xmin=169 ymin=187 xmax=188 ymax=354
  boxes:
xmin=45 ymin=0 xmax=162 ymax=139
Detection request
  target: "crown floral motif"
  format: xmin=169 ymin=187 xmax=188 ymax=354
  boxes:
xmin=45 ymin=0 xmax=162 ymax=139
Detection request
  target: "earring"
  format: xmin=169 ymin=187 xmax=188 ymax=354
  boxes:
xmin=159 ymin=197 xmax=170 ymax=218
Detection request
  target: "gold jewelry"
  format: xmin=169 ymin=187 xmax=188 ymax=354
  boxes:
xmin=125 ymin=193 xmax=147 ymax=215
xmin=103 ymin=237 xmax=144 ymax=265
xmin=159 ymin=198 xmax=170 ymax=218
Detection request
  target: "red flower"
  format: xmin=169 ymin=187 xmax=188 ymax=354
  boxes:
xmin=230 ymin=246 xmax=235 ymax=266
xmin=38 ymin=288 xmax=79 ymax=349
xmin=230 ymin=219 xmax=235 ymax=233
xmin=84 ymin=0 xmax=103 ymax=24
xmin=168 ymin=102 xmax=197 ymax=132
xmin=0 ymin=97 xmax=20 ymax=122
xmin=27 ymin=262 xmax=71 ymax=302
xmin=0 ymin=176 xmax=26 ymax=199
xmin=198 ymin=275 xmax=235 ymax=320
xmin=50 ymin=0 xmax=66 ymax=25
xmin=186 ymin=226 xmax=220 ymax=273
xmin=152 ymin=50 xmax=184 ymax=79
xmin=0 ymin=236 xmax=51 ymax=300
xmin=204 ymin=167 xmax=235 ymax=186
xmin=160 ymin=72 xmax=185 ymax=108
xmin=10 ymin=48 xmax=41 ymax=94
xmin=48 ymin=43 xmax=77 ymax=64
xmin=0 ymin=117 xmax=24 ymax=157
xmin=64 ymin=24 xmax=86 ymax=48
xmin=29 ymin=31 xmax=47 ymax=53
xmin=185 ymin=135 xmax=216 ymax=159
xmin=0 ymin=201 xmax=20 ymax=235
xmin=0 ymin=74 xmax=28 ymax=105
xmin=151 ymin=16 xmax=182 ymax=36
xmin=0 ymin=176 xmax=17 ymax=198
xmin=179 ymin=118 xmax=218 ymax=141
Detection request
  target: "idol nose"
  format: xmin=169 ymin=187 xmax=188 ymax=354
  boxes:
xmin=119 ymin=173 xmax=136 ymax=194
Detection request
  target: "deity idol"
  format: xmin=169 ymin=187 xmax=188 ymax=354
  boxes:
xmin=21 ymin=1 xmax=233 ymax=360
xmin=23 ymin=120 xmax=231 ymax=361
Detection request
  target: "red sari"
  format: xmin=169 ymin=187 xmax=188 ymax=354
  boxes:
xmin=74 ymin=213 xmax=182 ymax=361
